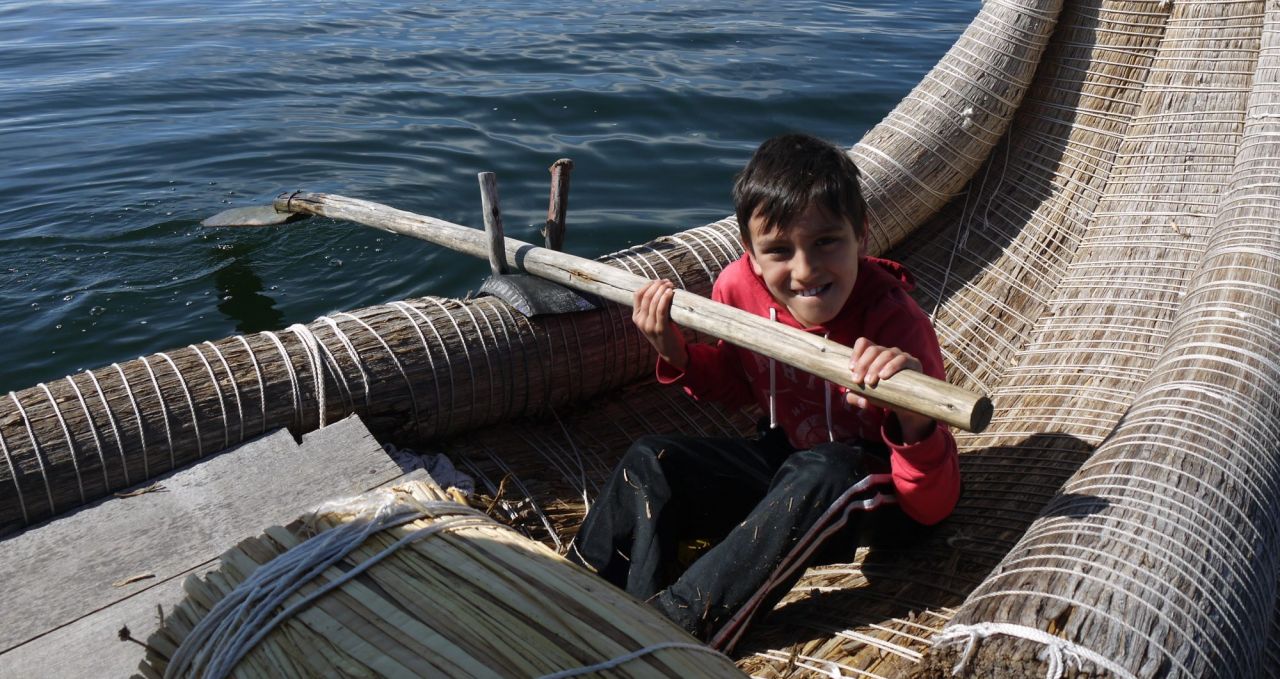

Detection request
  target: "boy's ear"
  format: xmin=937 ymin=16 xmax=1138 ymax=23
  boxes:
xmin=742 ymin=238 xmax=764 ymax=276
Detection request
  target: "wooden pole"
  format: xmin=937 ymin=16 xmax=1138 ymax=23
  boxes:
xmin=544 ymin=159 xmax=572 ymax=251
xmin=477 ymin=172 xmax=507 ymax=276
xmin=274 ymin=191 xmax=993 ymax=433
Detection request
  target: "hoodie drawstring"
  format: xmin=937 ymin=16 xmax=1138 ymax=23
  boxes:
xmin=768 ymin=307 xmax=777 ymax=429
xmin=824 ymin=332 xmax=835 ymax=442
xmin=767 ymin=313 xmax=836 ymax=441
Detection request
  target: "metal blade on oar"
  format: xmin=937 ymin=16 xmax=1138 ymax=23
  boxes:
xmin=200 ymin=204 xmax=312 ymax=227
xmin=203 ymin=190 xmax=993 ymax=432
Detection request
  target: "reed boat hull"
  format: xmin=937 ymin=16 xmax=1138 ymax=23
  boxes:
xmin=6 ymin=0 xmax=1280 ymax=676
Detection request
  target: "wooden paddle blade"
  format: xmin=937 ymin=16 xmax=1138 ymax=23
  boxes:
xmin=200 ymin=205 xmax=310 ymax=227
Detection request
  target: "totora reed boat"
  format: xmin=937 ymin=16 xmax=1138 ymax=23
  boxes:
xmin=4 ymin=0 xmax=1280 ymax=676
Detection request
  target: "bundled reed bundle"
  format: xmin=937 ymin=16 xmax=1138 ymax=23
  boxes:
xmin=140 ymin=480 xmax=743 ymax=679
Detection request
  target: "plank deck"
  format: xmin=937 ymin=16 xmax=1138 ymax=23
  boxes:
xmin=0 ymin=414 xmax=416 ymax=678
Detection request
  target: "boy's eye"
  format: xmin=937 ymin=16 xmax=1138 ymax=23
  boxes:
xmin=815 ymin=236 xmax=842 ymax=247
xmin=764 ymin=246 xmax=791 ymax=256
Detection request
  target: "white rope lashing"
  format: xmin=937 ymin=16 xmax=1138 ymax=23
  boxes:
xmin=451 ymin=303 xmax=499 ymax=423
xmin=86 ymin=368 xmax=130 ymax=485
xmin=284 ymin=324 xmax=328 ymax=428
xmin=38 ymin=383 xmax=87 ymax=502
xmin=111 ymin=362 xmax=150 ymax=478
xmin=64 ymin=375 xmax=111 ymax=488
xmin=202 ymin=341 xmax=245 ymax=443
xmin=188 ymin=344 xmax=230 ymax=451
xmin=424 ymin=298 xmax=479 ymax=426
xmin=664 ymin=233 xmax=716 ymax=280
xmin=0 ymin=425 xmax=30 ymax=523
xmin=386 ymin=301 xmax=441 ymax=418
xmin=231 ymin=335 xmax=268 ymax=435
xmin=139 ymin=355 xmax=178 ymax=469
xmin=156 ymin=352 xmax=204 ymax=459
xmin=932 ymin=622 xmax=1137 ymax=679
xmin=317 ymin=316 xmax=371 ymax=408
xmin=261 ymin=331 xmax=303 ymax=431
xmin=640 ymin=243 xmax=688 ymax=290
xmin=9 ymin=391 xmax=56 ymax=513
xmin=334 ymin=312 xmax=419 ymax=425
xmin=389 ymin=300 xmax=455 ymax=434
xmin=479 ymin=297 xmax=532 ymax=416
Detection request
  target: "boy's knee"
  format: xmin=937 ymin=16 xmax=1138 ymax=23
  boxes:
xmin=780 ymin=443 xmax=876 ymax=494
xmin=623 ymin=435 xmax=673 ymax=467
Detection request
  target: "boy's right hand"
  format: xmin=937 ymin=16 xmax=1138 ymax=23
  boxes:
xmin=633 ymin=279 xmax=689 ymax=370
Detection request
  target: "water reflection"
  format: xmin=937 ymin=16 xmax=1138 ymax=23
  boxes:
xmin=211 ymin=242 xmax=283 ymax=333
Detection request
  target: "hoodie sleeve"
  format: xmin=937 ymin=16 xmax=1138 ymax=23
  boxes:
xmin=653 ymin=280 xmax=755 ymax=407
xmin=655 ymin=341 xmax=754 ymax=408
xmin=873 ymin=289 xmax=961 ymax=525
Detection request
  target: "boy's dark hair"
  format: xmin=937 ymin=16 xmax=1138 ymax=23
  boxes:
xmin=733 ymin=133 xmax=866 ymax=244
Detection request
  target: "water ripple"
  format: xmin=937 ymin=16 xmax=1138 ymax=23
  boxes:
xmin=0 ymin=0 xmax=977 ymax=390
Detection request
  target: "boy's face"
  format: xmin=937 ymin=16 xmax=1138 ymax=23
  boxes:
xmin=743 ymin=204 xmax=861 ymax=328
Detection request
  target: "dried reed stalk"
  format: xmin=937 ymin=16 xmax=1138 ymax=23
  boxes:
xmin=141 ymin=480 xmax=744 ymax=679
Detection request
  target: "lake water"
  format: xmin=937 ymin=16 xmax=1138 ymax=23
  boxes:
xmin=1 ymin=0 xmax=977 ymax=392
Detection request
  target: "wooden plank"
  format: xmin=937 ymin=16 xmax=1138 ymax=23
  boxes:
xmin=0 ymin=562 xmax=215 ymax=679
xmin=0 ymin=415 xmax=411 ymax=678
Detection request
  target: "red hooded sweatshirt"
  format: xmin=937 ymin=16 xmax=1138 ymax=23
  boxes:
xmin=655 ymin=255 xmax=960 ymax=525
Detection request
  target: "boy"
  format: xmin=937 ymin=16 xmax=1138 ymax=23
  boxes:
xmin=568 ymin=134 xmax=960 ymax=648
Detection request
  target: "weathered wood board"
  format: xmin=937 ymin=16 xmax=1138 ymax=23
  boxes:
xmin=0 ymin=414 xmax=414 ymax=679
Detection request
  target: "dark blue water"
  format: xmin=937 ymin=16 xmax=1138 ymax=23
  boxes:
xmin=0 ymin=1 xmax=977 ymax=393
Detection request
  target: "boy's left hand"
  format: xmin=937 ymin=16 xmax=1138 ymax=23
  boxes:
xmin=846 ymin=337 xmax=932 ymax=443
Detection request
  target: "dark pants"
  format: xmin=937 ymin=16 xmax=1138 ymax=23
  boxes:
xmin=568 ymin=425 xmax=905 ymax=645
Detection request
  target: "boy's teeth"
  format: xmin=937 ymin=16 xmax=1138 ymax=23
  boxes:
xmin=798 ymin=285 xmax=824 ymax=297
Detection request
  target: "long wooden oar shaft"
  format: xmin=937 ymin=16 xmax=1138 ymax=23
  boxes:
xmin=276 ymin=191 xmax=993 ymax=432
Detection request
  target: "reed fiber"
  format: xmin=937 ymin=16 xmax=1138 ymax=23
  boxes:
xmin=140 ymin=479 xmax=745 ymax=679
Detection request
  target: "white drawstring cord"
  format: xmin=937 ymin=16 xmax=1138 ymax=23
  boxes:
xmin=768 ymin=308 xmax=777 ymax=429
xmin=823 ymin=332 xmax=835 ymax=442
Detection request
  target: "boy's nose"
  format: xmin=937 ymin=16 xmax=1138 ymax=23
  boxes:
xmin=791 ymin=251 xmax=815 ymax=281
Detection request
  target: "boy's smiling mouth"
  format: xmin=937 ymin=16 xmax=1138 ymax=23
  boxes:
xmin=796 ymin=283 xmax=831 ymax=298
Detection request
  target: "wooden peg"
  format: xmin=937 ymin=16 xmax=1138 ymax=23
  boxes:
xmin=543 ymin=159 xmax=573 ymax=251
xmin=477 ymin=172 xmax=507 ymax=276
